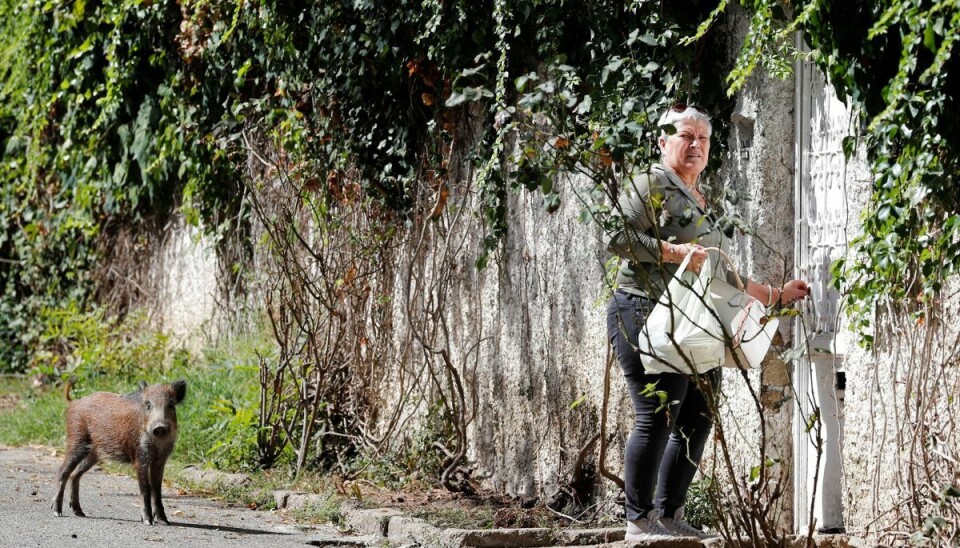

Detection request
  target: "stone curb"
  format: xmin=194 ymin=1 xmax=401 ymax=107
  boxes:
xmin=178 ymin=465 xmax=251 ymax=487
xmin=558 ymin=528 xmax=626 ymax=545
xmin=387 ymin=515 xmax=443 ymax=546
xmin=304 ymin=533 xmax=381 ymax=547
xmin=344 ymin=507 xmax=406 ymax=536
xmin=439 ymin=527 xmax=568 ymax=547
xmin=226 ymin=491 xmax=863 ymax=548
xmin=437 ymin=526 xmax=678 ymax=547
xmin=269 ymin=494 xmax=715 ymax=547
xmin=272 ymin=489 xmax=334 ymax=512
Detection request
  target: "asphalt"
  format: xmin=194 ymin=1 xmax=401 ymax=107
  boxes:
xmin=0 ymin=446 xmax=344 ymax=547
xmin=1 ymin=445 xmax=729 ymax=547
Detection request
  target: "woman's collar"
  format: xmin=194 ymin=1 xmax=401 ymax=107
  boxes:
xmin=653 ymin=164 xmax=705 ymax=211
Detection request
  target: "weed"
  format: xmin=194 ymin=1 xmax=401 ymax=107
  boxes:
xmin=32 ymin=304 xmax=169 ymax=383
xmin=683 ymin=476 xmax=717 ymax=530
xmin=411 ymin=505 xmax=496 ymax=530
xmin=289 ymin=492 xmax=345 ymax=526
xmin=0 ymin=377 xmax=69 ymax=447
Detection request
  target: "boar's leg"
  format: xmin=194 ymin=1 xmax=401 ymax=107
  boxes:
xmin=52 ymin=447 xmax=90 ymax=516
xmin=137 ymin=462 xmax=155 ymax=525
xmin=67 ymin=451 xmax=98 ymax=517
xmin=150 ymin=460 xmax=170 ymax=525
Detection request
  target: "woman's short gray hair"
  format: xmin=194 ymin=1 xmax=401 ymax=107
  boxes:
xmin=658 ymin=105 xmax=712 ymax=138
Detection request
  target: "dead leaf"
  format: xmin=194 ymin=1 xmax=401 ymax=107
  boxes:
xmin=429 ymin=182 xmax=449 ymax=219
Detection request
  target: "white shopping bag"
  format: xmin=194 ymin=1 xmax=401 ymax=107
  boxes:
xmin=708 ymin=248 xmax=780 ymax=370
xmin=637 ymin=252 xmax=726 ymax=375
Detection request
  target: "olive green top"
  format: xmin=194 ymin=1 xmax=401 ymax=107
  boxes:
xmin=606 ymin=164 xmax=748 ymax=300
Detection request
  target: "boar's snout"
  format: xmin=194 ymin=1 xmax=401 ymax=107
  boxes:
xmin=152 ymin=424 xmax=170 ymax=437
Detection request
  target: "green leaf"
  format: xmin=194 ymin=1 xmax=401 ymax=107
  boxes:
xmin=445 ymin=86 xmax=491 ymax=107
xmin=568 ymin=393 xmax=587 ymax=410
xmin=515 ymin=73 xmax=537 ymax=92
xmin=923 ymin=25 xmax=936 ymax=52
xmin=540 ymin=175 xmax=553 ymax=195
xmin=841 ymin=135 xmax=856 ymax=160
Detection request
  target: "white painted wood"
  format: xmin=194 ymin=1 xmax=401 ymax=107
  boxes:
xmin=793 ymin=38 xmax=849 ymax=533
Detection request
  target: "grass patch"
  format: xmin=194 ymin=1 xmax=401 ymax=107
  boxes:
xmin=411 ymin=505 xmax=496 ymax=530
xmin=288 ymin=491 xmax=345 ymax=526
xmin=168 ymin=462 xmax=347 ymax=525
xmin=0 ymin=376 xmax=68 ymax=447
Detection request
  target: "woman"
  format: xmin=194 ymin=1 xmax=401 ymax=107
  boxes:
xmin=605 ymin=105 xmax=809 ymax=540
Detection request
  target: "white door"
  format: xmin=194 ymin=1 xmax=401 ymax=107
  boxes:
xmin=793 ymin=43 xmax=849 ymax=534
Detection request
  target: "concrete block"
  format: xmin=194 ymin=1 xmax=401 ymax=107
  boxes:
xmin=439 ymin=527 xmax=558 ymax=547
xmin=342 ymin=506 xmax=404 ymax=537
xmin=282 ymin=492 xmax=330 ymax=511
xmin=178 ymin=466 xmax=250 ymax=488
xmin=272 ymin=489 xmax=298 ymax=509
xmin=387 ymin=516 xmax=443 ymax=546
xmin=304 ymin=533 xmax=378 ymax=547
xmin=555 ymin=527 xmax=624 ymax=545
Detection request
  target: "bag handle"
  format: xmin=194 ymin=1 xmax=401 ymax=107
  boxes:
xmin=672 ymin=245 xmax=715 ymax=291
xmin=701 ymin=246 xmax=746 ymax=291
xmin=674 ymin=245 xmax=695 ymax=275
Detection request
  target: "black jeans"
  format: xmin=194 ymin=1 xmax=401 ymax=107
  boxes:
xmin=606 ymin=290 xmax=721 ymax=521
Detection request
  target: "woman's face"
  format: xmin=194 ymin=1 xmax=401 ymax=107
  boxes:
xmin=658 ymin=118 xmax=711 ymax=182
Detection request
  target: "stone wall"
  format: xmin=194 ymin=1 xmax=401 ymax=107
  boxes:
xmin=463 ymin=179 xmax=616 ymax=498
xmin=147 ymin=219 xmax=221 ymax=351
xmin=138 ymin=45 xmax=797 ymax=529
xmin=141 ymin=9 xmax=960 ymax=540
xmin=703 ymin=5 xmax=800 ymax=531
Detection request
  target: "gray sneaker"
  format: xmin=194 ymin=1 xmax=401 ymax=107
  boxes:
xmin=658 ymin=506 xmax=719 ymax=540
xmin=625 ymin=508 xmax=677 ymax=541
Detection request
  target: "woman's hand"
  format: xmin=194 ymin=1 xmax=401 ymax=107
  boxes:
xmin=779 ymin=279 xmax=810 ymax=305
xmin=668 ymin=243 xmax=708 ymax=274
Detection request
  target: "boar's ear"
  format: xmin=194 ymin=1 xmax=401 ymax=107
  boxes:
xmin=171 ymin=380 xmax=187 ymax=403
xmin=138 ymin=380 xmax=148 ymax=392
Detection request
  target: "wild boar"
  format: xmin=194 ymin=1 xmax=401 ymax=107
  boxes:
xmin=52 ymin=379 xmax=187 ymax=525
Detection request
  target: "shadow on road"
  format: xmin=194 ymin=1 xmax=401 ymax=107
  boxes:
xmin=171 ymin=521 xmax=292 ymax=536
xmin=71 ymin=515 xmax=291 ymax=536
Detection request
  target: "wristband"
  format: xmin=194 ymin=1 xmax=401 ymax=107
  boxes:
xmin=766 ymin=285 xmax=774 ymax=308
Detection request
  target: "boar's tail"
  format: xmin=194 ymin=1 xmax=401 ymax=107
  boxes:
xmin=64 ymin=376 xmax=78 ymax=401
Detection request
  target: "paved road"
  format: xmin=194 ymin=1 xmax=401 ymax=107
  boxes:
xmin=0 ymin=446 xmax=346 ymax=547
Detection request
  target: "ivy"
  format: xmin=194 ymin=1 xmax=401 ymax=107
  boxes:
xmin=805 ymin=0 xmax=960 ymax=345
xmin=459 ymin=1 xmax=737 ymax=265
xmin=1 ymin=0 xmax=738 ymax=371
xmin=0 ymin=0 xmax=215 ymax=371
xmin=706 ymin=0 xmax=960 ymax=346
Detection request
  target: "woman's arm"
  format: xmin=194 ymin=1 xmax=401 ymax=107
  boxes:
xmin=606 ymin=174 xmax=712 ymax=270
xmin=745 ymin=279 xmax=811 ymax=308
xmin=606 ymin=177 xmax=664 ymax=264
xmin=607 ymin=214 xmax=709 ymax=270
